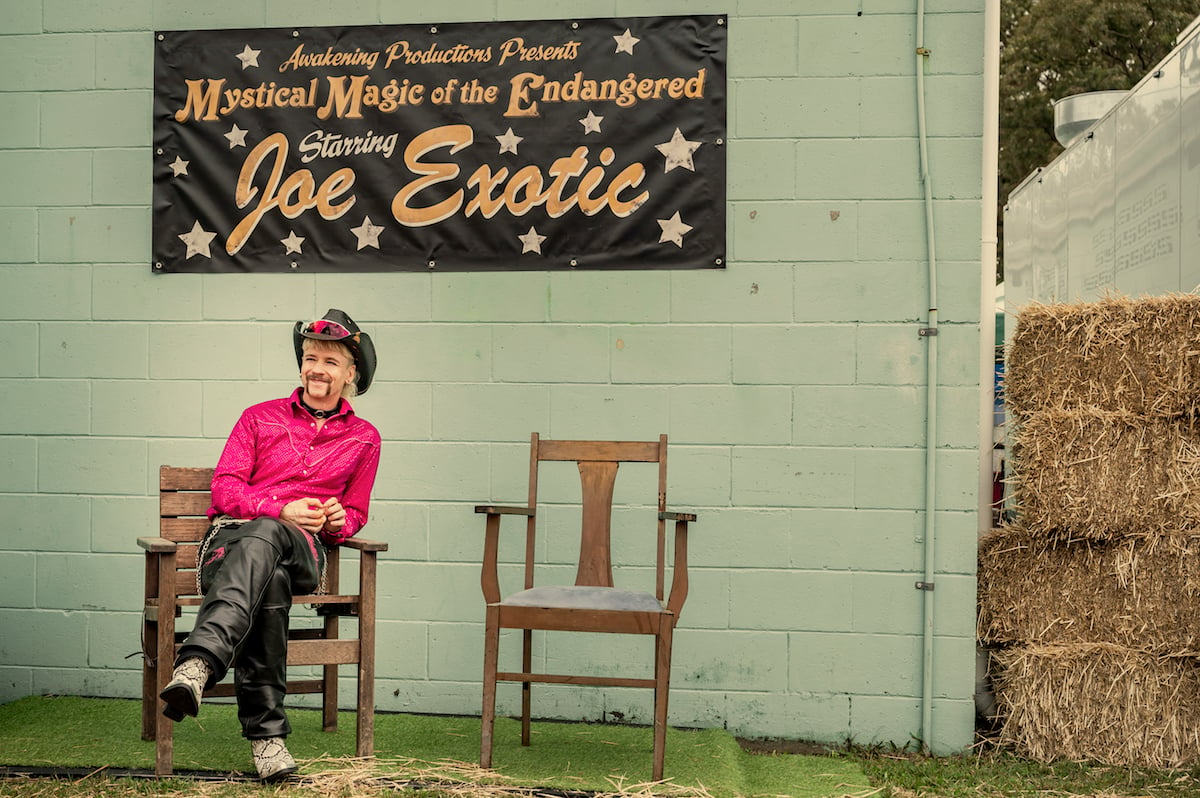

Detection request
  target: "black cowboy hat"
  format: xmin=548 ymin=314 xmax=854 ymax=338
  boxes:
xmin=293 ymin=309 xmax=377 ymax=395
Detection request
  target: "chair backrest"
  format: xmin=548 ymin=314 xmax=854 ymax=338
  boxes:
xmin=526 ymin=434 xmax=669 ymax=598
xmin=159 ymin=466 xmax=218 ymax=601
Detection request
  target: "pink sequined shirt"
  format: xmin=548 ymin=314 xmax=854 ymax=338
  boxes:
xmin=209 ymin=388 xmax=382 ymax=545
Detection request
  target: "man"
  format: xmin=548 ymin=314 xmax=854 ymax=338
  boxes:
xmin=159 ymin=309 xmax=381 ymax=781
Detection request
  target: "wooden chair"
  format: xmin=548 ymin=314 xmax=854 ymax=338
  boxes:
xmin=139 ymin=466 xmax=388 ymax=776
xmin=477 ymin=434 xmax=696 ymax=781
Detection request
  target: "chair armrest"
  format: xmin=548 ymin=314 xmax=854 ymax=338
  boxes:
xmin=662 ymin=512 xmax=695 ymax=616
xmin=475 ymin=505 xmax=535 ymax=516
xmin=340 ymin=536 xmax=389 ymax=553
xmin=138 ymin=536 xmax=177 ymax=553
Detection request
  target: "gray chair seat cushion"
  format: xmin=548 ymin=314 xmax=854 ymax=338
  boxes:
xmin=501 ymin=585 xmax=664 ymax=612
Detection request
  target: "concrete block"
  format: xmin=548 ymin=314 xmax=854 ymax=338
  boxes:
xmin=0 ymin=668 xmax=33 ymax=703
xmin=729 ymin=17 xmax=796 ymax=78
xmin=0 ymin=553 xmax=36 ymax=608
xmin=87 ymin=611 xmax=142 ymax=668
xmin=199 ymin=275 xmax=316 ymax=322
xmin=548 ymin=385 xmax=670 ymax=440
xmin=428 ymin=622 xmax=486 ymax=682
xmin=853 ymin=447 xmax=977 ymax=511
xmin=795 ymin=386 xmax=923 ymax=447
xmin=795 ymin=261 xmax=924 ymax=323
xmin=736 ymin=77 xmax=860 ymax=138
xmin=728 ymin=139 xmax=795 ymax=201
xmin=375 ymin=442 xmax=491 ymax=502
xmin=32 ymin=668 xmax=141 ymax=699
xmin=40 ymin=322 xmax=148 ymax=378
xmin=855 ymin=323 xmax=925 ymax=385
xmin=790 ymin=631 xmax=921 ymax=696
xmin=369 ymin=501 xmax=429 ymax=561
xmin=40 ymin=207 xmax=150 ymax=263
xmin=146 ymin=439 xmax=225 ymax=490
xmin=42 ymin=90 xmax=150 ymax=147
xmin=352 ymin=382 xmax=433 ymax=442
xmin=37 ymin=552 xmax=141 ymax=611
xmin=733 ymin=325 xmax=855 ymax=385
xmin=264 ymin=0 xmax=377 ymax=26
xmin=313 ymin=273 xmax=432 ymax=322
xmin=432 ymin=383 xmax=550 ymax=441
xmin=495 ymin=324 xmax=609 ymax=383
xmin=0 ymin=35 xmax=96 ymax=91
xmin=38 ymin=437 xmax=148 ymax=495
xmin=0 ymin=495 xmax=91 ymax=553
xmin=0 ymin=437 xmax=38 ymax=492
xmin=792 ymin=508 xmax=923 ymax=572
xmin=433 ymin=271 xmax=549 ymax=322
xmin=0 ymin=210 xmax=39 ymax=263
xmin=732 ymin=446 xmax=855 ymax=508
xmin=151 ymin=1 xmax=264 ymax=29
xmin=94 ymin=264 xmax=201 ymax=320
xmin=93 ymin=380 xmax=203 ymax=436
xmin=92 ymin=495 xmax=156 ymax=553
xmin=0 ymin=609 xmax=88 ymax=667
xmin=731 ymin=201 xmax=858 ymax=263
xmin=1 ymin=323 xmax=38 ymax=376
xmin=850 ymin=571 xmax=975 ymax=638
xmin=729 ymin=569 xmax=853 ymax=631
xmin=378 ymin=0 xmax=494 ymax=22
xmin=792 ymin=15 xmax=911 ymax=78
xmin=796 ymin=138 xmax=920 ymax=201
xmin=549 ymin=271 xmax=670 ymax=323
xmin=858 ymin=199 xmax=981 ymax=263
xmin=0 ymin=151 xmax=91 ymax=206
xmin=721 ymin=690 xmax=851 ymax=741
xmin=665 ymin=444 xmax=730 ymax=507
xmin=0 ymin=266 xmax=92 ymax=321
xmin=611 ymin=325 xmax=729 ymax=384
xmin=44 ymin=0 xmax=152 ymax=31
xmin=150 ymin=323 xmax=260 ymax=379
xmin=372 ymin=324 xmax=492 ymax=382
xmin=380 ymin=561 xmax=480 ymax=622
xmin=689 ymin=507 xmax=790 ymax=569
xmin=670 ymin=264 xmax=793 ymax=322
xmin=496 ymin=0 xmax=617 ymax=21
xmin=675 ymin=629 xmax=788 ymax=691
xmin=615 ymin=0 xmax=727 ymax=15
xmin=93 ymin=34 xmax=148 ymax=93
xmin=848 ymin=694 xmax=920 ymax=745
xmin=375 ymin=620 xmax=429 ymax=680
xmin=92 ymin=148 xmax=150 ymax=205
xmin=0 ymin=93 xmax=40 ymax=147
xmin=671 ymin=386 xmax=791 ymax=445
xmin=2 ymin=378 xmax=90 ymax=435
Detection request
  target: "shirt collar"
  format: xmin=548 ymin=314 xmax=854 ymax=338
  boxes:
xmin=290 ymin=387 xmax=354 ymax=420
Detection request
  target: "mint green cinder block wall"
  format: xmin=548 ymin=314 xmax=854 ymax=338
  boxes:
xmin=0 ymin=1 xmax=986 ymax=754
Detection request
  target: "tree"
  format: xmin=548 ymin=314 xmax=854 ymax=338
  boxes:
xmin=998 ymin=0 xmax=1200 ymax=281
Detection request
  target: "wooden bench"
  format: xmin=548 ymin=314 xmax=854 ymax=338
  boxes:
xmin=139 ymin=466 xmax=387 ymax=775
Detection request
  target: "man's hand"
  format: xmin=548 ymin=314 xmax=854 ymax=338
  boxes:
xmin=320 ymin=497 xmax=347 ymax=534
xmin=280 ymin=498 xmax=327 ymax=535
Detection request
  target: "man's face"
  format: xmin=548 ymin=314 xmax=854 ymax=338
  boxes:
xmin=300 ymin=342 xmax=356 ymax=404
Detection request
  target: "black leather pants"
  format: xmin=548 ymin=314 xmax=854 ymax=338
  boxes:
xmin=177 ymin=517 xmax=323 ymax=739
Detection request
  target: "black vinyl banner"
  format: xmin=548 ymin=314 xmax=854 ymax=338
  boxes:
xmin=151 ymin=16 xmax=727 ymax=273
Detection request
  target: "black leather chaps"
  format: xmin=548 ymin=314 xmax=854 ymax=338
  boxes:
xmin=177 ymin=517 xmax=324 ymax=739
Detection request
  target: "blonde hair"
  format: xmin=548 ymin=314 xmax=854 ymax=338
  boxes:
xmin=301 ymin=338 xmax=358 ymax=398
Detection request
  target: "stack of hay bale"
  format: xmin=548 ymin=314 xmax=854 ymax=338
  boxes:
xmin=980 ymin=294 xmax=1200 ymax=768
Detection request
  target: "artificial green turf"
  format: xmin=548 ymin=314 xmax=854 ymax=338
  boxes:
xmin=0 ymin=696 xmax=869 ymax=797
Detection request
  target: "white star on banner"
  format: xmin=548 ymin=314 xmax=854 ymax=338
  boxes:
xmin=613 ymin=28 xmax=640 ymax=55
xmin=496 ymin=127 xmax=523 ymax=155
xmin=179 ymin=221 xmax=217 ymax=259
xmin=351 ymin=216 xmax=384 ymax=250
xmin=225 ymin=124 xmax=248 ymax=149
xmin=657 ymin=212 xmax=693 ymax=248
xmin=169 ymin=156 xmax=189 ymax=177
xmin=519 ymin=226 xmax=547 ymax=254
xmin=579 ymin=110 xmax=603 ymax=135
xmin=281 ymin=231 xmax=305 ymax=254
xmin=655 ymin=128 xmax=702 ymax=173
xmin=236 ymin=44 xmax=261 ymax=69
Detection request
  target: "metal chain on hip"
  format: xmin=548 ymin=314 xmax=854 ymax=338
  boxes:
xmin=196 ymin=515 xmax=248 ymax=595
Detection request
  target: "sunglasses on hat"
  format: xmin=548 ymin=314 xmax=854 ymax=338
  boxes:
xmin=301 ymin=319 xmax=353 ymax=339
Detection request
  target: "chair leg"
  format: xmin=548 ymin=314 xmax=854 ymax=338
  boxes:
xmin=481 ymin=606 xmax=500 ymax=769
xmin=521 ymin=629 xmax=532 ymax=747
xmin=357 ymin=552 xmax=378 ymax=759
xmin=652 ymin=624 xmax=673 ymax=782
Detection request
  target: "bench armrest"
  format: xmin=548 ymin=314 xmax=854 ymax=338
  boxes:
xmin=340 ymin=536 xmax=388 ymax=553
xmin=138 ymin=536 xmax=177 ymax=553
xmin=475 ymin=505 xmax=535 ymax=516
xmin=660 ymin=511 xmax=697 ymax=523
